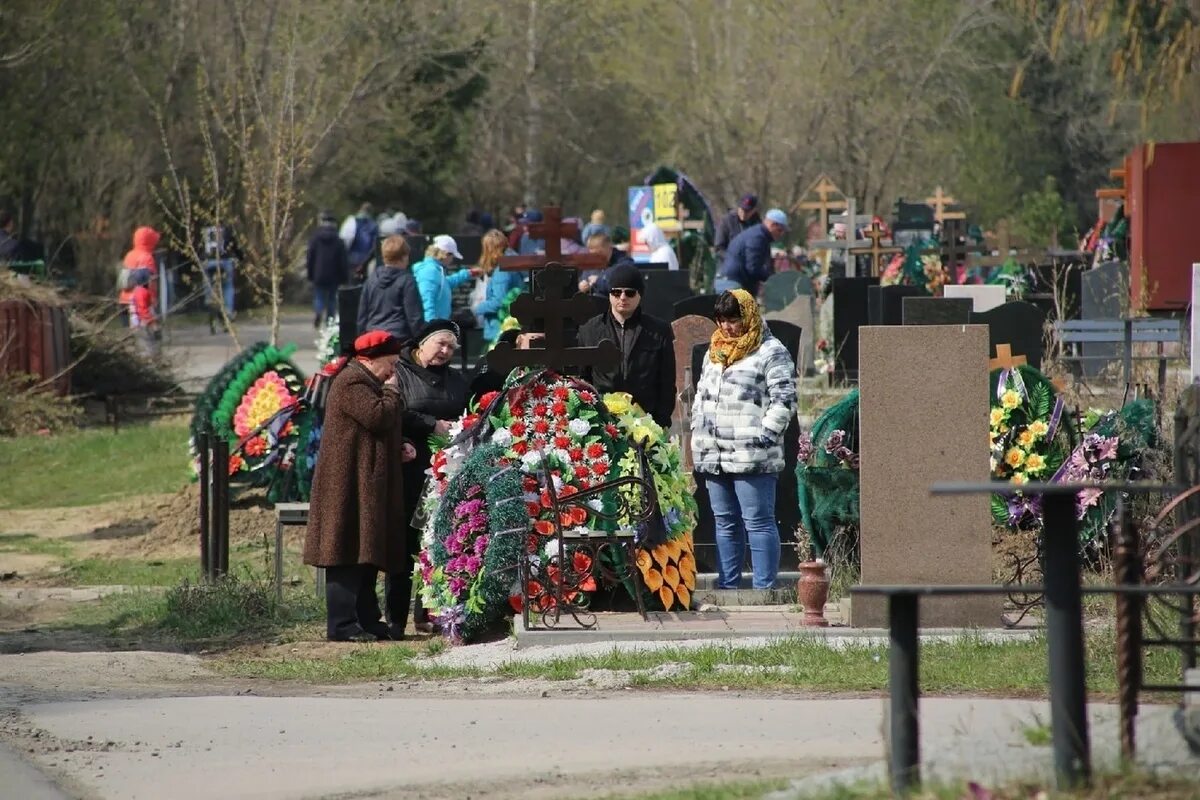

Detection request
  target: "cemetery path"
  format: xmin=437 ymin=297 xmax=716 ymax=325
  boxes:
xmin=162 ymin=312 xmax=321 ymax=393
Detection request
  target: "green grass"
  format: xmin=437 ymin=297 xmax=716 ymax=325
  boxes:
xmin=220 ymin=629 xmax=1180 ymax=693
xmin=0 ymin=533 xmax=73 ymax=559
xmin=614 ymin=779 xmax=788 ymax=800
xmin=0 ymin=421 xmax=192 ymax=509
xmin=752 ymin=771 xmax=1200 ymax=799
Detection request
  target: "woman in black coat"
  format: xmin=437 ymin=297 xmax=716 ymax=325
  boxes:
xmin=387 ymin=319 xmax=469 ymax=635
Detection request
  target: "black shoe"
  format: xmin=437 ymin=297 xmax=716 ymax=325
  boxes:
xmin=386 ymin=624 xmax=406 ymax=641
xmin=362 ymin=621 xmax=392 ymax=641
xmin=329 ymin=630 xmax=377 ymax=643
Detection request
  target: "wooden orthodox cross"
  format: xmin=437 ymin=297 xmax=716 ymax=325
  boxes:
xmin=925 ymin=186 xmax=966 ymax=223
xmin=988 ymin=344 xmax=1027 ymax=371
xmin=848 ymin=220 xmax=903 ymax=278
xmin=793 ymin=174 xmax=848 ymax=234
xmin=1095 ymin=165 xmax=1128 ymax=202
xmin=498 ymin=206 xmax=608 ymax=272
xmin=925 ymin=218 xmax=974 ymax=279
xmin=486 ymin=269 xmax=619 ymax=374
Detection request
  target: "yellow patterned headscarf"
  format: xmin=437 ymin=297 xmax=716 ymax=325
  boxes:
xmin=709 ymin=289 xmax=763 ymax=367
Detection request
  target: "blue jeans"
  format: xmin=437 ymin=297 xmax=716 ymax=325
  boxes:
xmin=313 ymin=285 xmax=339 ymax=320
xmin=713 ymin=276 xmax=743 ymax=293
xmin=203 ymin=259 xmax=235 ymax=314
xmin=704 ymin=473 xmax=780 ymax=589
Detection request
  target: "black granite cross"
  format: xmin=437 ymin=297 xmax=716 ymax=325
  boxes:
xmin=486 ymin=268 xmax=619 ymax=374
xmin=926 ymin=218 xmax=973 ymax=274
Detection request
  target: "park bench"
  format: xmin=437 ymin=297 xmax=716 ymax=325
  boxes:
xmin=1053 ymin=317 xmax=1182 ymax=401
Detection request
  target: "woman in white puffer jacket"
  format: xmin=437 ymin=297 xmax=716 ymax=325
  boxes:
xmin=691 ymin=289 xmax=797 ymax=590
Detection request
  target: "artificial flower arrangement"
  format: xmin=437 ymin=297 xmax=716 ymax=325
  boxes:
xmin=989 ymin=365 xmax=1155 ymax=544
xmin=796 ymin=391 xmax=861 ymax=559
xmin=417 ymin=370 xmax=699 ymax=643
xmin=880 ymin=241 xmax=949 ymax=296
xmin=813 ymin=338 xmax=836 ymax=377
xmin=315 ymin=317 xmax=340 ymax=368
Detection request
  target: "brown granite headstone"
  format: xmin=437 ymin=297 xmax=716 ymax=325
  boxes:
xmin=671 ymin=315 xmax=716 ymax=468
xmin=851 ymin=324 xmax=1000 ymax=628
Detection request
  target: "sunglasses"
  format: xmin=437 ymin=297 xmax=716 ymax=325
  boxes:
xmin=609 ymin=288 xmax=639 ymax=298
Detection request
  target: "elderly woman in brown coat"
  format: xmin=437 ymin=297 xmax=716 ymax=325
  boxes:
xmin=304 ymin=330 xmax=416 ymax=642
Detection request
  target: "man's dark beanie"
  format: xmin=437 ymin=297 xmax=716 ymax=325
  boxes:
xmin=607 ymin=263 xmax=644 ymax=292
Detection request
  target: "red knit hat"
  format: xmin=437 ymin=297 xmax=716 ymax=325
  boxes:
xmin=353 ymin=330 xmax=401 ymax=358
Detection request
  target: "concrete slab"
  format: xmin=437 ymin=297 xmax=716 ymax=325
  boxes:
xmin=0 ymin=742 xmax=69 ymax=800
xmin=16 ymin=695 xmax=1128 ymax=800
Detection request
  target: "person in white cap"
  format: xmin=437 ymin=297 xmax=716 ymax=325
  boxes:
xmin=714 ymin=207 xmax=789 ymax=296
xmin=411 ymin=233 xmax=477 ymax=323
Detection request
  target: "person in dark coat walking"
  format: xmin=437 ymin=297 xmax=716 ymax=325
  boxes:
xmin=356 ymin=235 xmax=425 ymax=343
xmin=576 ymin=263 xmax=676 ymax=428
xmin=713 ymin=193 xmax=762 ymax=262
xmin=303 ymin=331 xmax=416 ymax=642
xmin=306 ymin=210 xmax=350 ymax=329
xmin=390 ymin=319 xmax=470 ymax=634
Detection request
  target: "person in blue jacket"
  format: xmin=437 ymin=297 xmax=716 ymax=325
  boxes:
xmin=715 ymin=208 xmax=789 ymax=296
xmin=412 ymin=234 xmax=476 ymax=321
xmin=472 ymin=229 xmax=527 ymax=343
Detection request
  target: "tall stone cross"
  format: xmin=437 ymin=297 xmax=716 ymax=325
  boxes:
xmin=806 ymin=197 xmax=873 ymax=276
xmin=848 ymin=220 xmax=903 ymax=278
xmin=498 ymin=206 xmax=608 ymax=272
xmin=486 ymin=268 xmax=619 ymax=374
xmin=925 ymin=186 xmax=966 ymax=223
xmin=793 ymin=174 xmax=848 ymax=235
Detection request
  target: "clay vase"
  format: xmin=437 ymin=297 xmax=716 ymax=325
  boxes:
xmin=796 ymin=561 xmax=830 ymax=627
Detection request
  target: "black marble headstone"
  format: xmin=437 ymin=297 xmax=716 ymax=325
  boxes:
xmin=833 ymin=277 xmax=879 ymax=380
xmin=970 ymin=301 xmax=1046 ymax=369
xmin=641 ymin=270 xmax=694 ymax=323
xmin=337 ymin=285 xmax=363 ymax=355
xmin=673 ymin=293 xmax=721 ymax=321
xmin=902 ymin=297 xmax=972 ymax=326
xmin=762 ymin=272 xmax=802 ymax=312
xmin=1079 ymin=261 xmax=1126 ymax=378
xmin=868 ymin=285 xmax=925 ymax=326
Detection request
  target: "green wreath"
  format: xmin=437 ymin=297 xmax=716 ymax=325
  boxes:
xmin=420 ymin=443 xmax=527 ymax=642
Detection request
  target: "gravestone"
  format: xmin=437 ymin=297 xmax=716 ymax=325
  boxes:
xmin=902 ymin=297 xmax=971 ymax=326
xmin=765 ymin=288 xmax=815 ymax=374
xmin=762 ymin=271 xmax=802 ymax=312
xmin=336 ymin=285 xmax=362 ymax=355
xmin=671 ymin=315 xmax=717 ymax=458
xmin=944 ymin=284 xmax=1006 ymax=312
xmin=969 ymin=301 xmax=1046 ymax=370
xmin=1026 ymin=263 xmax=1083 ymax=321
xmin=853 ymin=325 xmax=999 ymax=627
xmin=833 ymin=276 xmax=879 ymax=380
xmin=867 ymin=285 xmax=924 ymax=326
xmin=673 ymin=293 xmax=721 ymax=321
xmin=1079 ymin=261 xmax=1126 ymax=378
xmin=641 ymin=270 xmax=693 ymax=323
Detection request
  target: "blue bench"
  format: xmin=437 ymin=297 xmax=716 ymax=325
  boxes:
xmin=1053 ymin=318 xmax=1182 ymax=398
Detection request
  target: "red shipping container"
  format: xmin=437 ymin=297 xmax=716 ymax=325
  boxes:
xmin=1126 ymin=141 xmax=1200 ymax=311
xmin=0 ymin=298 xmax=71 ymax=396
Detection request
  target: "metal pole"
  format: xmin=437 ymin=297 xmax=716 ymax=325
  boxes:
xmin=1113 ymin=501 xmax=1141 ymax=762
xmin=889 ymin=592 xmax=920 ymax=795
xmin=1042 ymin=492 xmax=1091 ymax=788
xmin=198 ymin=431 xmax=210 ymax=579
xmin=213 ymin=437 xmax=230 ymax=578
xmin=1174 ymin=393 xmax=1198 ymax=671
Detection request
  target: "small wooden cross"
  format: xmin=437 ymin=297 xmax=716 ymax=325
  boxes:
xmin=925 ymin=186 xmax=966 ymax=223
xmin=498 ymin=206 xmax=608 ymax=272
xmin=487 ymin=269 xmax=619 ymax=375
xmin=848 ymin=220 xmax=903 ymax=278
xmin=793 ymin=174 xmax=848 ymax=235
xmin=1094 ymin=165 xmax=1127 ymax=202
xmin=989 ymin=344 xmax=1027 ymax=371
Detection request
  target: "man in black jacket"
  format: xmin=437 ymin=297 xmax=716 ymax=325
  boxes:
xmin=576 ymin=263 xmax=676 ymax=428
xmin=356 ymin=236 xmax=425 ymax=343
xmin=713 ymin=193 xmax=762 ymax=262
xmin=306 ymin=210 xmax=349 ymax=328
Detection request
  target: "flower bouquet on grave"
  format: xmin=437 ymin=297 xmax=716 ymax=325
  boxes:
xmin=315 ymin=317 xmax=340 ymax=368
xmin=417 ymin=370 xmax=699 ymax=643
xmin=796 ymin=391 xmax=861 ymax=559
xmin=880 ymin=240 xmax=948 ymax=296
xmin=989 ymin=365 xmax=1075 ymax=529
